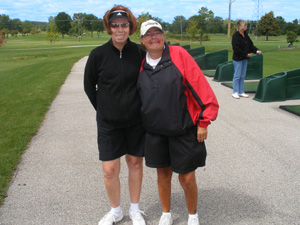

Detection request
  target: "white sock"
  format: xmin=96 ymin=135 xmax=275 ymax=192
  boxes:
xmin=162 ymin=212 xmax=171 ymax=216
xmin=130 ymin=203 xmax=139 ymax=211
xmin=189 ymin=213 xmax=198 ymax=218
xmin=111 ymin=206 xmax=122 ymax=214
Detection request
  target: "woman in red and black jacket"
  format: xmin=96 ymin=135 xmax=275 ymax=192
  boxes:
xmin=137 ymin=20 xmax=219 ymax=225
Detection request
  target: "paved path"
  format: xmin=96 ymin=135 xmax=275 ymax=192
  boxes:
xmin=0 ymin=56 xmax=300 ymax=225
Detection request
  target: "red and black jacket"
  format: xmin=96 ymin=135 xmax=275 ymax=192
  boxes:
xmin=137 ymin=44 xmax=219 ymax=136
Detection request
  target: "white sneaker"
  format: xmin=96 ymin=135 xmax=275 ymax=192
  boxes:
xmin=129 ymin=209 xmax=146 ymax=225
xmin=239 ymin=93 xmax=249 ymax=98
xmin=98 ymin=209 xmax=124 ymax=225
xmin=188 ymin=216 xmax=199 ymax=225
xmin=232 ymin=93 xmax=240 ymax=99
xmin=158 ymin=213 xmax=173 ymax=225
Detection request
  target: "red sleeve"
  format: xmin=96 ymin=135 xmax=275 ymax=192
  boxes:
xmin=169 ymin=46 xmax=219 ymax=127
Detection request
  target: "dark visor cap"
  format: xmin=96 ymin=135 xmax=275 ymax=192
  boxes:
xmin=109 ymin=10 xmax=130 ymax=22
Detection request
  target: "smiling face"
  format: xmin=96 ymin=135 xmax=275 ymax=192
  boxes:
xmin=110 ymin=18 xmax=130 ymax=50
xmin=141 ymin=27 xmax=164 ymax=57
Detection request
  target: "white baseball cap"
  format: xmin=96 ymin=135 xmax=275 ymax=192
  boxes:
xmin=140 ymin=20 xmax=163 ymax=36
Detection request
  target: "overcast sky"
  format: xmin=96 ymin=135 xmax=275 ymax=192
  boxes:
xmin=1 ymin=0 xmax=299 ymax=23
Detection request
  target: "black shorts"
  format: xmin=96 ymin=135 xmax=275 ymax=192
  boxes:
xmin=144 ymin=126 xmax=206 ymax=174
xmin=97 ymin=123 xmax=145 ymax=161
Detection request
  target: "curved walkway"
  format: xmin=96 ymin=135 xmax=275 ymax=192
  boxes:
xmin=0 ymin=57 xmax=299 ymax=225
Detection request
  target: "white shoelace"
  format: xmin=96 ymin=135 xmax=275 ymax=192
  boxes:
xmin=130 ymin=209 xmax=146 ymax=220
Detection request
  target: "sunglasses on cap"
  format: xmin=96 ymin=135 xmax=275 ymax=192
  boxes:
xmin=110 ymin=22 xmax=130 ymax=28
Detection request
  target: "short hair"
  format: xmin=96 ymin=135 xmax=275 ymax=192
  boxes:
xmin=236 ymin=20 xmax=247 ymax=31
xmin=103 ymin=5 xmax=137 ymax=35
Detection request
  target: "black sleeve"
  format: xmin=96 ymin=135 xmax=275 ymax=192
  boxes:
xmin=84 ymin=50 xmax=98 ymax=110
xmin=248 ymin=37 xmax=259 ymax=54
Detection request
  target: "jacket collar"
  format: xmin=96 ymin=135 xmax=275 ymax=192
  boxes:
xmin=143 ymin=43 xmax=172 ymax=72
xmin=109 ymin=38 xmax=131 ymax=53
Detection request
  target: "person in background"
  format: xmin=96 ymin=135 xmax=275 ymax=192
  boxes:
xmin=84 ymin=5 xmax=146 ymax=225
xmin=137 ymin=20 xmax=219 ymax=225
xmin=231 ymin=19 xmax=262 ymax=99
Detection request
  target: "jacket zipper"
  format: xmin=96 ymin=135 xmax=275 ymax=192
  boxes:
xmin=119 ymin=50 xmax=130 ymax=126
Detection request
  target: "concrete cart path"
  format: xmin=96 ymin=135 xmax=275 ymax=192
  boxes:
xmin=0 ymin=56 xmax=300 ymax=225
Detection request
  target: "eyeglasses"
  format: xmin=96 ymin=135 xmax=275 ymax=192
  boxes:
xmin=143 ymin=31 xmax=163 ymax=39
xmin=110 ymin=22 xmax=130 ymax=28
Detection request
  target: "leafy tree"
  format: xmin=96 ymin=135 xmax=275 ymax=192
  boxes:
xmin=55 ymin=12 xmax=72 ymax=38
xmin=197 ymin=7 xmax=214 ymax=33
xmin=1 ymin=28 xmax=9 ymax=37
xmin=207 ymin=16 xmax=224 ymax=33
xmin=48 ymin=16 xmax=55 ymax=24
xmin=248 ymin=20 xmax=258 ymax=34
xmin=46 ymin=22 xmax=60 ymax=48
xmin=230 ymin=22 xmax=237 ymax=36
xmin=0 ymin=15 xmax=10 ymax=30
xmin=83 ymin=14 xmax=98 ymax=37
xmin=10 ymin=19 xmax=22 ymax=34
xmin=171 ymin=16 xmax=187 ymax=39
xmin=292 ymin=19 xmax=299 ymax=25
xmin=10 ymin=30 xmax=18 ymax=37
xmin=92 ymin=18 xmax=104 ymax=38
xmin=187 ymin=19 xmax=201 ymax=43
xmin=256 ymin=11 xmax=280 ymax=41
xmin=286 ymin=31 xmax=298 ymax=46
xmin=276 ymin=16 xmax=286 ymax=34
xmin=284 ymin=22 xmax=298 ymax=34
xmin=30 ymin=28 xmax=40 ymax=34
xmin=196 ymin=7 xmax=214 ymax=44
xmin=297 ymin=27 xmax=300 ymax=35
xmin=21 ymin=21 xmax=34 ymax=36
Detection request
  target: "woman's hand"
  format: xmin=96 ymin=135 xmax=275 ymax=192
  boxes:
xmin=197 ymin=126 xmax=207 ymax=142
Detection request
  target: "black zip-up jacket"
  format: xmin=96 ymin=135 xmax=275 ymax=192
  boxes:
xmin=84 ymin=38 xmax=145 ymax=128
xmin=232 ymin=31 xmax=258 ymax=61
xmin=138 ymin=45 xmax=219 ymax=136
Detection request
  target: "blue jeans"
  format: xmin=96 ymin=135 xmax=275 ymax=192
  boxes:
xmin=233 ymin=59 xmax=248 ymax=94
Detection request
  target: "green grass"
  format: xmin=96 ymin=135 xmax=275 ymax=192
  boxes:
xmin=0 ymin=32 xmax=111 ymax=204
xmin=202 ymin=70 xmax=216 ymax=77
xmin=175 ymin=34 xmax=300 ymax=77
xmin=221 ymin=81 xmax=260 ymax=93
xmin=0 ymin=32 xmax=299 ymax=205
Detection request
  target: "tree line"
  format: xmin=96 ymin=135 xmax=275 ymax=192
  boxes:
xmin=1 ymin=7 xmax=299 ymax=44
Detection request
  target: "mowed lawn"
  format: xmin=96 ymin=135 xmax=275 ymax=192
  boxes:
xmin=0 ymin=32 xmax=110 ymax=203
xmin=0 ymin=32 xmax=299 ymax=205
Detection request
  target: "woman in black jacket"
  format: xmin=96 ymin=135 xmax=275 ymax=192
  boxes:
xmin=84 ymin=5 xmax=146 ymax=225
xmin=231 ymin=20 xmax=261 ymax=99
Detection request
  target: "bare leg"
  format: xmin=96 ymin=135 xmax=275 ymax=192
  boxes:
xmin=102 ymin=158 xmax=121 ymax=207
xmin=178 ymin=171 xmax=198 ymax=214
xmin=157 ymin=167 xmax=173 ymax=212
xmin=126 ymin=155 xmax=144 ymax=203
